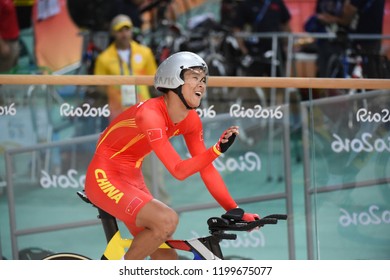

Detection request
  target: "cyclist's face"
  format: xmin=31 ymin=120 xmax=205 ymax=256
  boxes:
xmin=181 ymin=68 xmax=207 ymax=108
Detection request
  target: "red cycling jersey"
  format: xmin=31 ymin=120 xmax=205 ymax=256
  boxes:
xmin=85 ymin=96 xmax=237 ymax=234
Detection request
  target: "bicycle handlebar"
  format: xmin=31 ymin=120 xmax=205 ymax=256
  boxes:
xmin=207 ymin=208 xmax=287 ymax=238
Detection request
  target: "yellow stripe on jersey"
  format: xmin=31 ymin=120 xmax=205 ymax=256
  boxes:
xmin=110 ymin=134 xmax=145 ymax=159
xmin=97 ymin=118 xmax=136 ymax=148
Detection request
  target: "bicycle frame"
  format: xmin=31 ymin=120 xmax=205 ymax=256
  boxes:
xmin=96 ymin=203 xmax=229 ymax=260
xmin=102 ymin=230 xmax=226 ymax=260
xmin=43 ymin=191 xmax=287 ymax=260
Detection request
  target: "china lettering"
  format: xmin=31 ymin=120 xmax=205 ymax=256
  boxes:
xmin=0 ymin=103 xmax=16 ymax=116
xmin=213 ymin=151 xmax=261 ymax=172
xmin=339 ymin=205 xmax=390 ymax=227
xmin=40 ymin=169 xmax=85 ymax=189
xmin=60 ymin=103 xmax=110 ymax=117
xmin=230 ymin=104 xmax=283 ymax=119
xmin=331 ymin=132 xmax=390 ymax=153
xmin=356 ymin=108 xmax=390 ymax=123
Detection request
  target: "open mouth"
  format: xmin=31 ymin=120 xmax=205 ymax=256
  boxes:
xmin=195 ymin=91 xmax=202 ymax=97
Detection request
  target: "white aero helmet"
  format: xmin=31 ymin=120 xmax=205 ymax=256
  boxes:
xmin=154 ymin=51 xmax=208 ymax=92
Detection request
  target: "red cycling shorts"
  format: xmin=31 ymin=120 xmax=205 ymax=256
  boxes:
xmin=85 ymin=154 xmax=153 ymax=236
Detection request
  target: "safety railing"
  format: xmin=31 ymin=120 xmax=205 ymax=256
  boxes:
xmin=0 ymin=76 xmax=389 ymax=260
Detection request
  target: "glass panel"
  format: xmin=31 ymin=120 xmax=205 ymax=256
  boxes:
xmin=304 ymin=89 xmax=390 ymax=259
xmin=1 ymin=80 xmax=389 ymax=260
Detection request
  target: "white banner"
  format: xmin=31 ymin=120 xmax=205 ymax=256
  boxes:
xmin=0 ymin=260 xmax=387 ymax=280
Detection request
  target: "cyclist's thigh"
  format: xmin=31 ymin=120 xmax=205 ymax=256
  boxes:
xmin=85 ymin=156 xmax=153 ymax=234
xmin=133 ymin=199 xmax=178 ymax=237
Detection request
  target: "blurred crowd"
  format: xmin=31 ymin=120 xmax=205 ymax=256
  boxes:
xmin=1 ymin=0 xmax=389 ymax=79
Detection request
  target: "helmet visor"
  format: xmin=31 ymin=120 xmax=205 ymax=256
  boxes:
xmin=181 ymin=66 xmax=208 ymax=86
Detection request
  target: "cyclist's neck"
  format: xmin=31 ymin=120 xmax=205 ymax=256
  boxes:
xmin=163 ymin=93 xmax=190 ymax=125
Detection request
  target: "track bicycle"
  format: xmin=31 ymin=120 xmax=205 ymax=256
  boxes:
xmin=43 ymin=191 xmax=287 ymax=260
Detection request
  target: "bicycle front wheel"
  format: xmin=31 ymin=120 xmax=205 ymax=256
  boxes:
xmin=43 ymin=253 xmax=91 ymax=260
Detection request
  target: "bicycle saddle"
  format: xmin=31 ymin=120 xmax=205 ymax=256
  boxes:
xmin=77 ymin=190 xmax=92 ymax=205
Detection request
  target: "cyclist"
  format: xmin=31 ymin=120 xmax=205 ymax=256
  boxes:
xmin=85 ymin=51 xmax=260 ymax=260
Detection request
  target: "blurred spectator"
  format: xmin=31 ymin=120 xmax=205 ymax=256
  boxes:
xmin=0 ymin=0 xmax=20 ymax=73
xmin=93 ymin=14 xmax=157 ymax=122
xmin=305 ymin=0 xmax=346 ymax=77
xmin=231 ymin=0 xmax=291 ymax=77
xmin=13 ymin=0 xmax=34 ymax=29
xmin=220 ymin=0 xmax=239 ymax=28
xmin=108 ymin=0 xmax=144 ymax=29
xmin=67 ymin=0 xmax=145 ymax=33
xmin=316 ymin=0 xmax=385 ymax=78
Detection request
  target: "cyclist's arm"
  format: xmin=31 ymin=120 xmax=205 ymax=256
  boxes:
xmin=185 ymin=120 xmax=259 ymax=221
xmin=200 ymin=162 xmax=238 ymax=211
xmin=151 ymin=137 xmax=219 ymax=180
xmin=183 ymin=122 xmax=238 ymax=211
xmin=137 ymin=110 xmax=220 ymax=180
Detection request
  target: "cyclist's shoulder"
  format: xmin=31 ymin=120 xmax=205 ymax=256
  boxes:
xmin=187 ymin=109 xmax=201 ymax=122
xmin=135 ymin=97 xmax=167 ymax=122
xmin=181 ymin=110 xmax=203 ymax=132
xmin=137 ymin=96 xmax=165 ymax=111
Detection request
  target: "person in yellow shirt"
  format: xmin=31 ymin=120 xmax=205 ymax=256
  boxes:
xmin=94 ymin=14 xmax=157 ymax=121
xmin=94 ymin=14 xmax=167 ymax=204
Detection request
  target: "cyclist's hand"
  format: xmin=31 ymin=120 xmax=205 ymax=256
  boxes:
xmin=242 ymin=213 xmax=261 ymax=232
xmin=242 ymin=212 xmax=260 ymax=222
xmin=215 ymin=126 xmax=239 ymax=153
